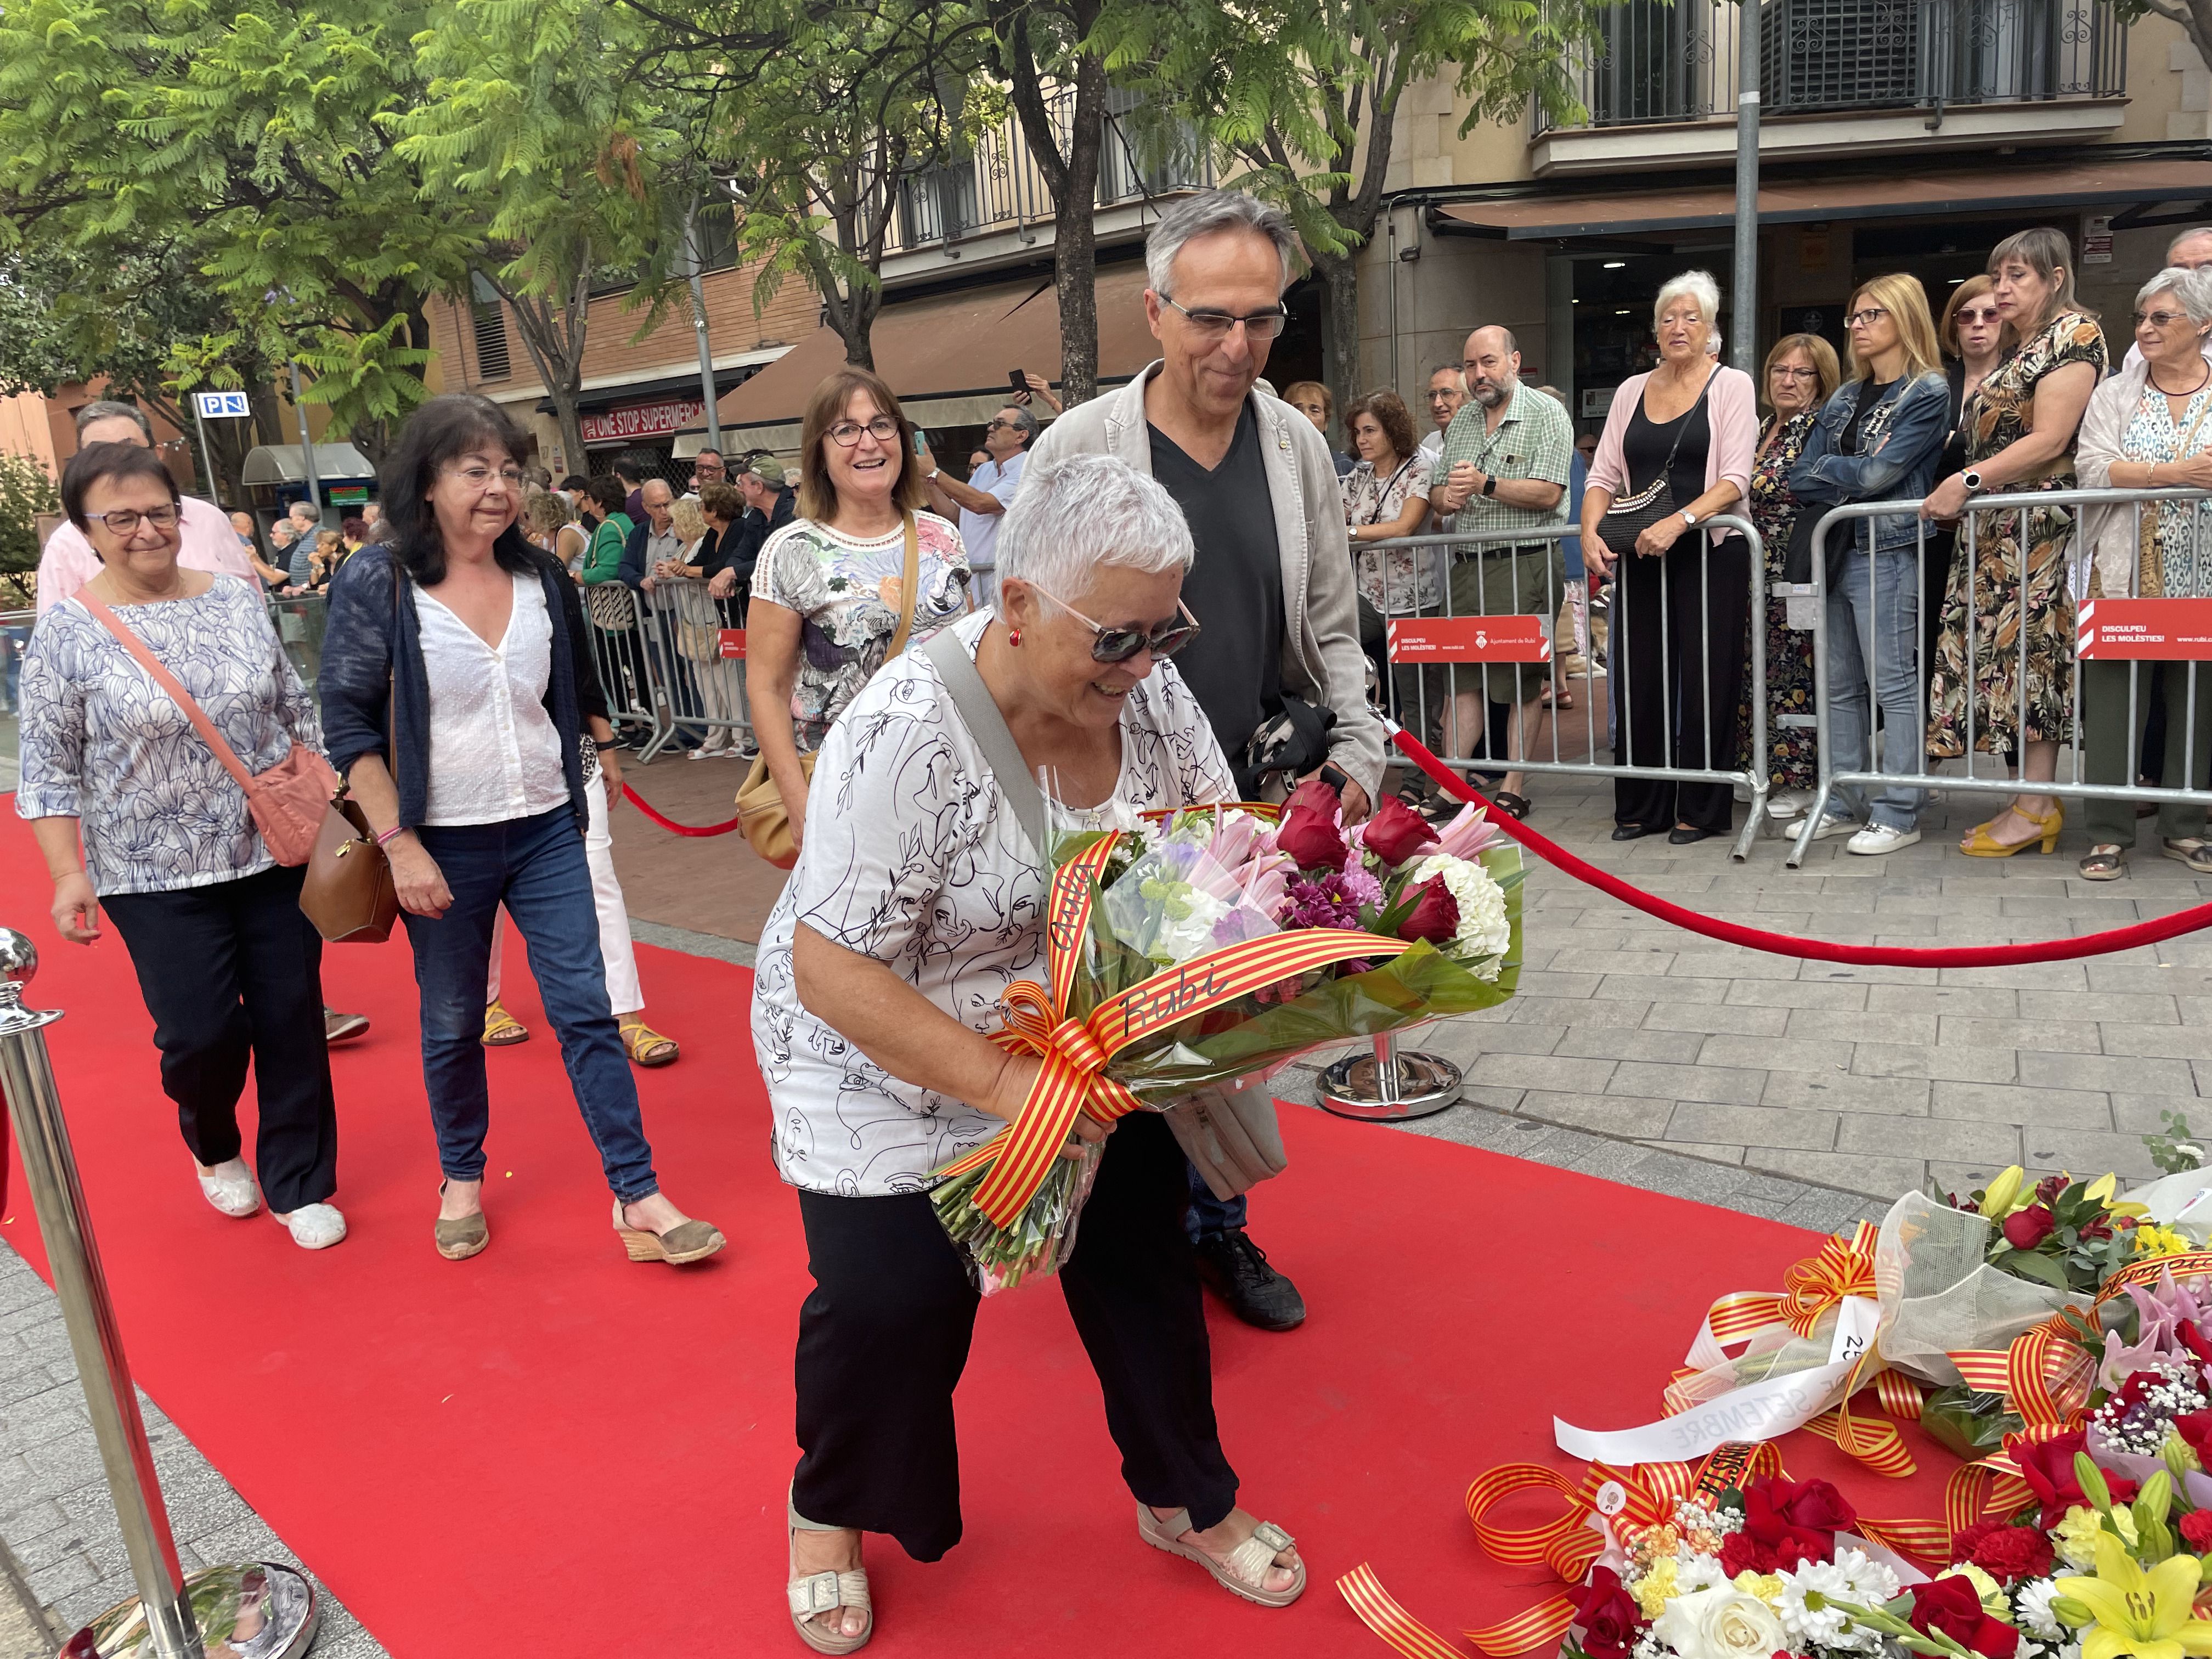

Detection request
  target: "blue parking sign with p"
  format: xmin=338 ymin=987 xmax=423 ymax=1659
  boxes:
xmin=194 ymin=391 xmax=251 ymax=419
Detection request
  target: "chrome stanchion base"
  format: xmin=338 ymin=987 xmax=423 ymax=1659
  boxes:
xmin=63 ymin=1561 xmax=317 ymax=1659
xmin=1317 ymin=1049 xmax=1462 ymax=1122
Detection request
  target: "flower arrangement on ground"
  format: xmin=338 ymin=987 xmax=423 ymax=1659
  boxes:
xmin=930 ymin=780 xmax=1523 ymax=1290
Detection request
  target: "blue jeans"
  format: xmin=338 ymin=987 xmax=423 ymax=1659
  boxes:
xmin=1184 ymin=1160 xmax=1245 ymax=1242
xmin=1824 ymin=544 xmax=1926 ymax=831
xmin=402 ymin=805 xmax=659 ymax=1201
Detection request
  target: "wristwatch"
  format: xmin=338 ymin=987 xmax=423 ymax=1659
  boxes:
xmin=1962 ymin=469 xmax=1987 ymax=495
xmin=1680 ymin=510 xmax=1700 ymax=528
xmin=1480 ymin=475 xmax=1498 ymax=498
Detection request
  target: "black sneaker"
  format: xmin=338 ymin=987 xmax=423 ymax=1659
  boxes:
xmin=1192 ymin=1228 xmax=1306 ymax=1331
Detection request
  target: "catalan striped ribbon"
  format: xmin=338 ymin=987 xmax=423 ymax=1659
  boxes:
xmin=1696 ymin=1222 xmax=1883 ymax=1348
xmin=1342 ymin=1433 xmax=2028 ymax=1657
xmin=932 ymin=828 xmax=1410 ymax=1229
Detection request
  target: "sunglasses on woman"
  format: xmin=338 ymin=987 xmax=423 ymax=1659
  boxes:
xmin=1030 ymin=585 xmax=1201 ymax=663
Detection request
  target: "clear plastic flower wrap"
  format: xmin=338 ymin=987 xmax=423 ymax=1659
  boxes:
xmin=933 ymin=1138 xmax=1104 ymax=1296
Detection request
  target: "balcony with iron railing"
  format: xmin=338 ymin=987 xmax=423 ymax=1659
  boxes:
xmin=1531 ymin=0 xmax=2127 ymax=173
xmin=879 ymin=87 xmax=1214 ymax=273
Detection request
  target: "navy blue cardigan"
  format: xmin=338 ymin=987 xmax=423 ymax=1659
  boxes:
xmin=319 ymin=541 xmax=610 ymax=832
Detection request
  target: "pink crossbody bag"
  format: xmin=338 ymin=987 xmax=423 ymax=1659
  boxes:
xmin=78 ymin=590 xmax=340 ymax=867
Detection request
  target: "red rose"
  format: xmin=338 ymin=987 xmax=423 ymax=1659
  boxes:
xmin=2180 ymin=1412 xmax=2212 ymax=1470
xmin=2181 ymin=1510 xmax=2212 ymax=1554
xmin=1909 ymin=1575 xmax=2020 ymax=1659
xmin=1966 ymin=1525 xmax=2055 ymax=1581
xmin=2016 ymin=1430 xmax=2136 ymax=1527
xmin=1576 ymin=1566 xmax=1644 ymax=1659
xmin=2002 ymin=1206 xmax=2056 ymax=1249
xmin=1395 ymin=875 xmax=1460 ymax=946
xmin=1777 ymin=1478 xmax=1858 ymax=1537
xmin=1360 ymin=795 xmax=1440 ymax=869
xmin=2181 ymin=1321 xmax=2212 ymax=1368
xmin=1720 ymin=1532 xmax=1776 ymax=1578
xmin=1273 ymin=805 xmax=1347 ymax=872
xmin=1283 ymin=776 xmax=1342 ymax=820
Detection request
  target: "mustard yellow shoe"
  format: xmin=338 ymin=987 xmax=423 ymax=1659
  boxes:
xmin=1959 ymin=803 xmax=2062 ymax=857
xmin=482 ymin=999 xmax=529 ymax=1046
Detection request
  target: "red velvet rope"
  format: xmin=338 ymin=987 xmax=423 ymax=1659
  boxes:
xmin=619 ymin=783 xmax=742 ymax=837
xmin=1389 ymin=724 xmax=2212 ymax=967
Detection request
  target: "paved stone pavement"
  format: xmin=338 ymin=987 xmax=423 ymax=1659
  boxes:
xmin=1397 ymin=766 xmax=2212 ymax=1204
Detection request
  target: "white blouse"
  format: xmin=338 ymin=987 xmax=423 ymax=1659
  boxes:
xmin=415 ymin=574 xmax=570 ymax=826
xmin=749 ymin=610 xmax=1234 ymax=1197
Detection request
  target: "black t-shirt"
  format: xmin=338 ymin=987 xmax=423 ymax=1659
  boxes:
xmin=1148 ymin=403 xmax=1284 ymax=762
xmin=1623 ymin=393 xmax=1712 ymax=511
xmin=1840 ymin=379 xmax=1894 ymax=456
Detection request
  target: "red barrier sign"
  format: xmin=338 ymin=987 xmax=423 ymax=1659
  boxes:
xmin=1386 ymin=615 xmax=1551 ymax=664
xmin=718 ymin=629 xmax=747 ymax=660
xmin=2076 ymin=598 xmax=2212 ymax=661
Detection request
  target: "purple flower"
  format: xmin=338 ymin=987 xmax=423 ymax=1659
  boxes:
xmin=1280 ymin=872 xmax=1363 ymax=930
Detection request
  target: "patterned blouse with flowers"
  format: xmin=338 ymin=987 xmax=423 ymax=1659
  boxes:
xmin=1343 ymin=455 xmax=1436 ymax=613
xmin=2116 ymin=382 xmax=2212 ymax=598
xmin=750 ymin=510 xmax=971 ymax=750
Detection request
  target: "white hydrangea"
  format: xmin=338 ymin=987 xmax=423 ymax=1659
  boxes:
xmin=1149 ymin=887 xmax=1232 ymax=964
xmin=1404 ymin=853 xmax=1511 ymax=977
xmin=2015 ymin=1578 xmax=2066 ymax=1643
xmin=1776 ymin=1550 xmax=1900 ymax=1655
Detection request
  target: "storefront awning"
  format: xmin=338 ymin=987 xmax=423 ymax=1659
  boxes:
xmin=240 ymin=443 xmax=377 ymax=485
xmin=1433 ymin=157 xmax=2212 ymax=240
xmin=714 ymin=264 xmax=1158 ymax=442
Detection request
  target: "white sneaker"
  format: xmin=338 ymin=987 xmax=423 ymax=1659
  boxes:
xmin=196 ymin=1160 xmax=261 ymax=1217
xmin=273 ymin=1203 xmax=347 ymax=1250
xmin=1765 ymin=788 xmax=1814 ymax=822
xmin=1807 ymin=814 xmax=1862 ymax=840
xmin=1847 ymin=824 xmax=1921 ymax=856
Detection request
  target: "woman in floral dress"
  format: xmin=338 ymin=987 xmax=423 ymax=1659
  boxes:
xmin=1921 ymin=228 xmax=2106 ymax=856
xmin=1739 ymin=334 xmax=1838 ymax=820
xmin=747 ymin=368 xmax=971 ymax=859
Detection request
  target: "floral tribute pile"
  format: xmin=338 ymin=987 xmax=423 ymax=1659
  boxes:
xmin=929 ymin=781 xmax=1524 ymax=1291
xmin=1339 ymin=1144 xmax=2212 ymax=1659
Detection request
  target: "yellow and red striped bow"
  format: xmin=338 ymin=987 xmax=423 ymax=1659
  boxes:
xmin=933 ymin=829 xmax=1412 ymax=1228
xmin=1700 ymin=1220 xmax=1881 ymax=1347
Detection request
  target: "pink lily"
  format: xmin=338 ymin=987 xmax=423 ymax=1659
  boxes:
xmin=1429 ymin=802 xmax=1503 ymax=860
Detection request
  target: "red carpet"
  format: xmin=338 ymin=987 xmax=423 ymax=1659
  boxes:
xmin=0 ymin=805 xmax=1959 ymax=1655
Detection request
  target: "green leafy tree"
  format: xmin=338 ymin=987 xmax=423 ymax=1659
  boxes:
xmin=0 ymin=0 xmax=484 ymax=458
xmin=1100 ymin=0 xmax=1601 ymax=404
xmin=632 ymin=0 xmax=992 ymax=369
xmin=0 ymin=452 xmax=58 ymax=606
xmin=396 ymin=0 xmax=680 ymax=472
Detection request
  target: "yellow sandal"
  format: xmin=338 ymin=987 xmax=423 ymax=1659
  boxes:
xmin=482 ymin=1000 xmax=529 ymax=1046
xmin=619 ymin=1019 xmax=680 ymax=1068
xmin=1959 ymin=804 xmax=2062 ymax=857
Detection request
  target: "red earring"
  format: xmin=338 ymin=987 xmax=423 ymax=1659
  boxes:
xmin=1008 ymin=628 xmax=1021 ymax=647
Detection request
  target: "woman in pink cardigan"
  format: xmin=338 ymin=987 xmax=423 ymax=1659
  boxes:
xmin=1581 ymin=271 xmax=1760 ymax=843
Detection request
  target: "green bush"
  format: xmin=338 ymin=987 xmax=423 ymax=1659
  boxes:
xmin=0 ymin=450 xmax=57 ymax=607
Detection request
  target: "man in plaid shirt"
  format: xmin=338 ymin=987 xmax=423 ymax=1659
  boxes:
xmin=1426 ymin=326 xmax=1573 ymax=818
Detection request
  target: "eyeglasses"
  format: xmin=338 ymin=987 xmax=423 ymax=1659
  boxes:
xmin=1770 ymin=366 xmax=1821 ymax=381
xmin=1954 ymin=306 xmax=2000 ymax=326
xmin=89 ymin=504 xmax=180 ymax=535
xmin=1843 ymin=307 xmax=1891 ymax=328
xmin=983 ymin=418 xmax=1019 ymax=433
xmin=827 ymin=416 xmax=900 ymax=448
xmin=447 ymin=463 xmax=524 ymax=492
xmin=2135 ymin=309 xmax=2193 ymax=330
xmin=1425 ymin=390 xmax=1462 ymax=402
xmin=1159 ymin=296 xmax=1289 ymax=341
xmin=1030 ymin=586 xmax=1202 ymax=664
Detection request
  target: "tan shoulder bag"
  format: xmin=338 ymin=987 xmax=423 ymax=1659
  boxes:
xmin=737 ymin=515 xmax=921 ymax=868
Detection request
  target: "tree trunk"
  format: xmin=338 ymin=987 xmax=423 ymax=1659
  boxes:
xmin=826 ymin=281 xmax=881 ymax=370
xmin=551 ymin=381 xmax=588 ymax=481
xmin=1316 ymin=252 xmax=1362 ymax=417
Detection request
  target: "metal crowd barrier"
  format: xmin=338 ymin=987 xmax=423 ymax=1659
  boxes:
xmin=1785 ymin=486 xmax=2212 ymax=869
xmin=582 ymin=580 xmax=672 ymax=755
xmin=1361 ymin=516 xmax=1771 ymax=860
xmin=633 ymin=578 xmax=753 ymax=762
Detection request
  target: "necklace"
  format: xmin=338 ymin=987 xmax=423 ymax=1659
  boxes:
xmin=2150 ymin=359 xmax=2211 ymax=400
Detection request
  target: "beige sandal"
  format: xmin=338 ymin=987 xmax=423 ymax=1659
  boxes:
xmin=435 ymin=1181 xmax=488 ymax=1261
xmin=1136 ymin=1503 xmax=1306 ymax=1607
xmin=612 ymin=1199 xmax=726 ymax=1265
xmin=788 ymin=1491 xmax=871 ymax=1654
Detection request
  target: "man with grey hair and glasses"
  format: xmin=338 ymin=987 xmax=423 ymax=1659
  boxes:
xmin=1028 ymin=187 xmax=1383 ymax=1335
xmin=2123 ymin=226 xmax=2212 ymax=371
xmin=921 ymin=402 xmax=1036 ymax=611
xmin=35 ymin=399 xmax=259 ymax=614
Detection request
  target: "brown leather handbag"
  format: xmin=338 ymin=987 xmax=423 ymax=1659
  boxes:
xmin=736 ymin=515 xmax=921 ymax=868
xmin=300 ymin=786 xmax=399 ymax=943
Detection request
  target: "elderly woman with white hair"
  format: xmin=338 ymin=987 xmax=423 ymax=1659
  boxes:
xmin=753 ymin=452 xmax=1307 ymax=1652
xmin=2073 ymin=262 xmax=2212 ymax=878
xmin=1581 ymin=269 xmax=1760 ymax=843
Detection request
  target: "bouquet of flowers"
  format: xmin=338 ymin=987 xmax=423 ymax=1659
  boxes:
xmin=930 ymin=780 xmax=1523 ymax=1291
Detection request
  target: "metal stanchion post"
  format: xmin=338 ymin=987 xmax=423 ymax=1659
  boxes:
xmin=1317 ymin=1028 xmax=1462 ymax=1122
xmin=0 ymin=931 xmax=318 ymax=1659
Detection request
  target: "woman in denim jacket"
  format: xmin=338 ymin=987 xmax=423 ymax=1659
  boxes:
xmin=1789 ymin=274 xmax=1954 ymax=855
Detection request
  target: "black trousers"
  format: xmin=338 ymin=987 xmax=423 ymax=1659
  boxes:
xmin=1613 ymin=533 xmax=1752 ymax=834
xmin=791 ymin=1112 xmax=1238 ymax=1563
xmin=102 ymin=864 xmax=338 ymax=1213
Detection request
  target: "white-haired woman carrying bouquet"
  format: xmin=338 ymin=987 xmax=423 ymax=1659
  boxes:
xmin=751 ymin=453 xmax=1306 ymax=1652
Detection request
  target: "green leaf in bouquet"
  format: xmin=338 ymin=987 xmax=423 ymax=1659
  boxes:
xmin=1916 ymin=1383 xmax=2022 ymax=1463
xmin=1990 ymin=1245 xmax=2073 ymax=1289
